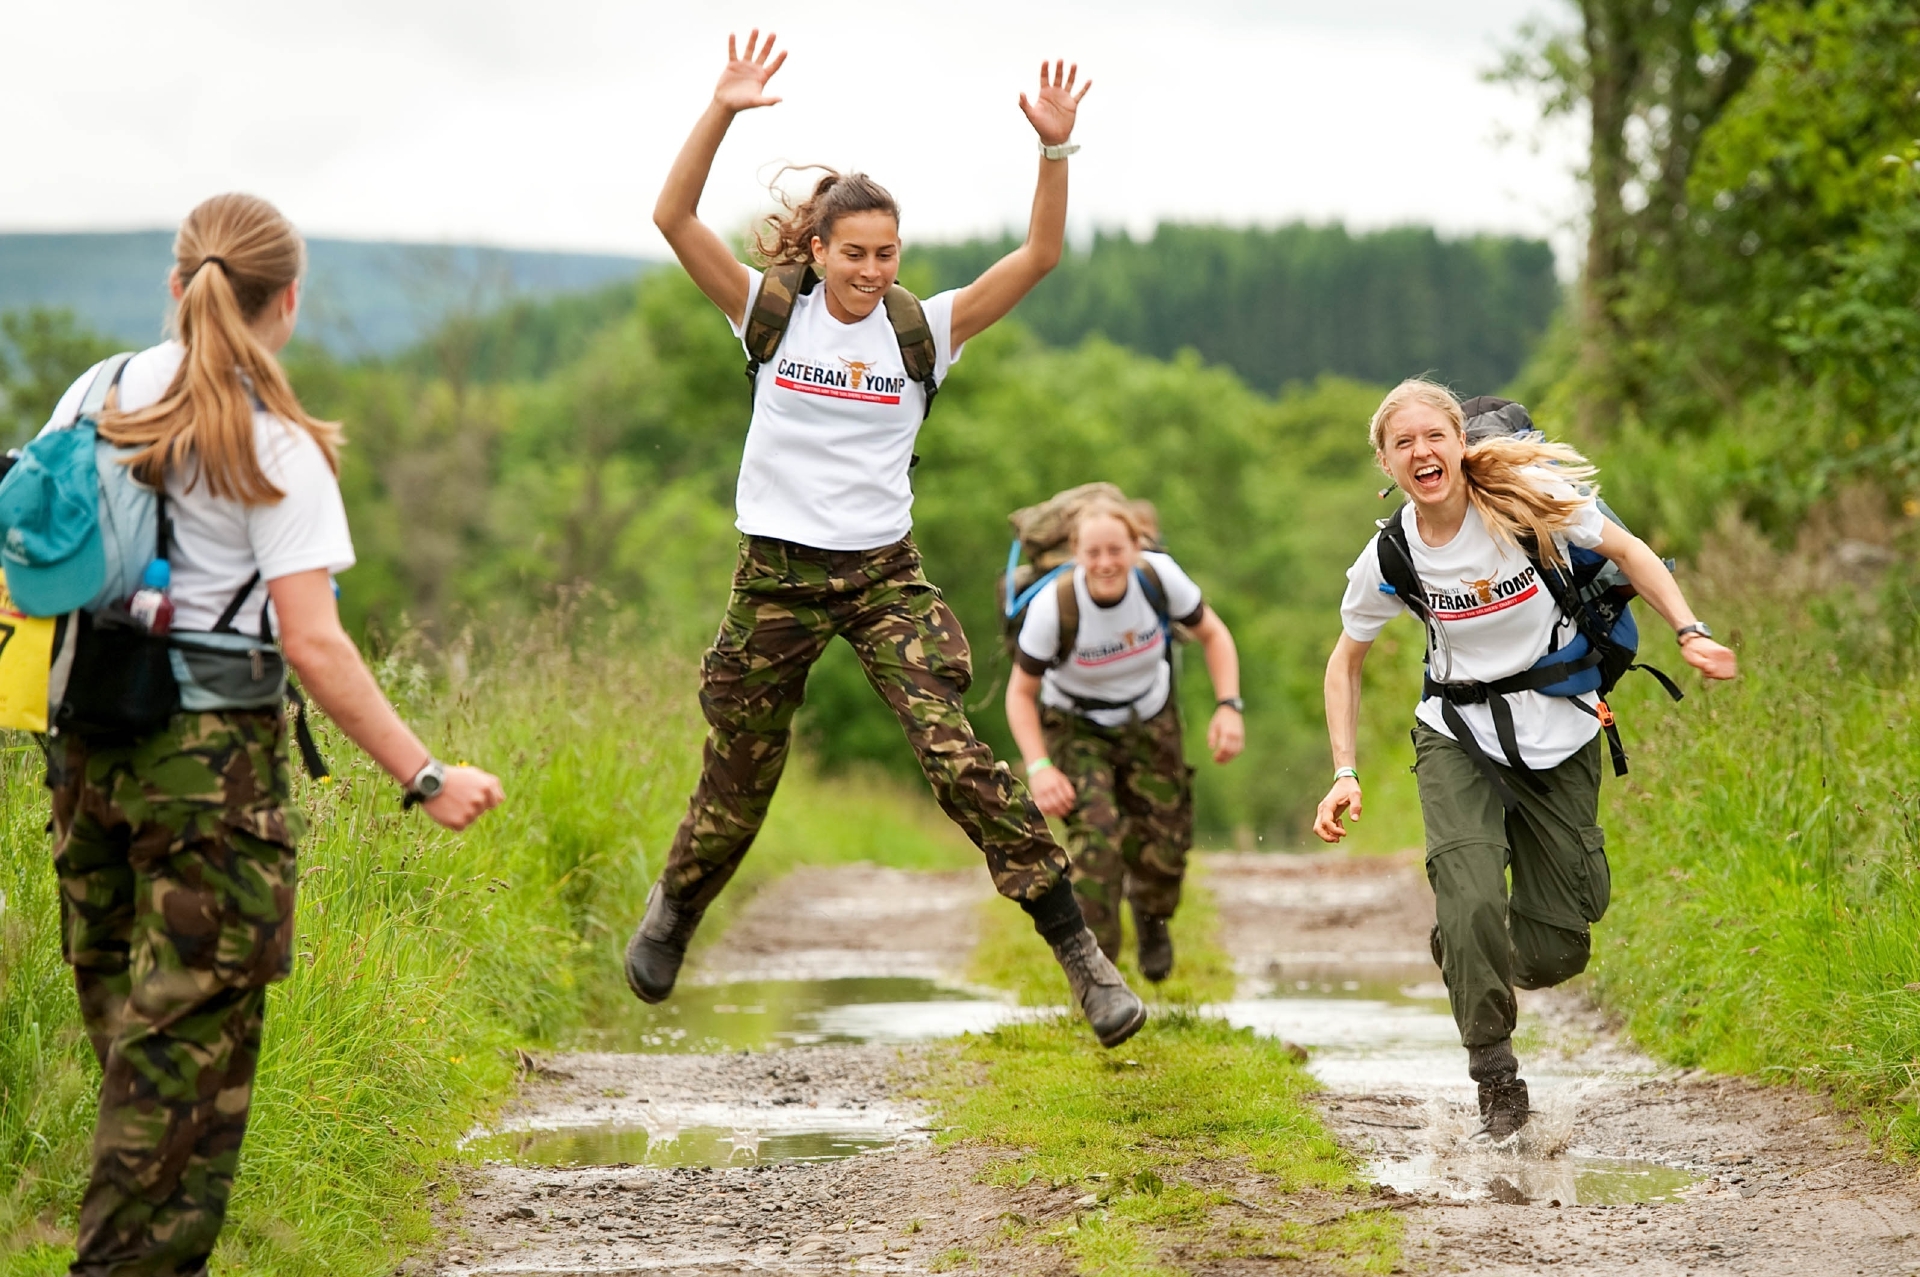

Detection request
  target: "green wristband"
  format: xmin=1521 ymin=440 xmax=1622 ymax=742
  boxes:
xmin=1026 ymin=756 xmax=1055 ymax=777
xmin=1334 ymin=766 xmax=1359 ymax=783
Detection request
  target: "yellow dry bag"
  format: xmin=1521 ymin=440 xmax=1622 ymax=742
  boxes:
xmin=0 ymin=580 xmax=56 ymax=732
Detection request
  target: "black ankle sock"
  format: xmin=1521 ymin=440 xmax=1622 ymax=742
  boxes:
xmin=1020 ymin=878 xmax=1085 ymax=947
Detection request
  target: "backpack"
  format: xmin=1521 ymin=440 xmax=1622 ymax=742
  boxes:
xmin=0 ymin=354 xmax=328 ymax=774
xmin=1373 ymin=396 xmax=1681 ymax=809
xmin=742 ymin=263 xmax=940 ymax=420
xmin=997 ymin=484 xmax=1180 ymax=710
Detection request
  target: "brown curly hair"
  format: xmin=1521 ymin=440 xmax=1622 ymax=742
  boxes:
xmin=753 ymin=167 xmax=900 ymax=266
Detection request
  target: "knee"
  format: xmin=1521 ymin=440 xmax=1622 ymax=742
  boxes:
xmin=698 ymin=649 xmax=801 ymax=736
xmin=1511 ymin=916 xmax=1591 ymax=989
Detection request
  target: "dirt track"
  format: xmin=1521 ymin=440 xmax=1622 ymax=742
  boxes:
xmin=437 ymin=854 xmax=1920 ymax=1275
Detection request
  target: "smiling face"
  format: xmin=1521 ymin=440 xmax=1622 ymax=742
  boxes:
xmin=811 ymin=209 xmax=901 ymax=322
xmin=1074 ymin=512 xmax=1142 ymax=602
xmin=1378 ymin=401 xmax=1467 ymax=513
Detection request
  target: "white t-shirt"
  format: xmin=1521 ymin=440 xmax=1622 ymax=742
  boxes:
xmin=728 ymin=268 xmax=964 ymax=551
xmin=1340 ymin=487 xmax=1607 ymax=769
xmin=1016 ymin=551 xmax=1206 ymax=727
xmin=44 ymin=343 xmax=356 ymax=635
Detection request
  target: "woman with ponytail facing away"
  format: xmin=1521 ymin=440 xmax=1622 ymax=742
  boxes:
xmin=39 ymin=193 xmax=502 ymax=1274
xmin=630 ymin=30 xmax=1149 ymax=1048
xmin=1314 ymin=379 xmax=1735 ymax=1142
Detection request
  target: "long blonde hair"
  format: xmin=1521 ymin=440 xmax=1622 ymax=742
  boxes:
xmin=100 ymin=193 xmax=340 ymax=504
xmin=1370 ymin=378 xmax=1597 ymax=568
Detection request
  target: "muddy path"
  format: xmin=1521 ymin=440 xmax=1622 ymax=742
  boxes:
xmin=438 ymin=854 xmax=1920 ymax=1275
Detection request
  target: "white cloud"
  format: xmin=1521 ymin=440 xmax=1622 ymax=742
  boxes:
xmin=3 ymin=0 xmax=1582 ymax=264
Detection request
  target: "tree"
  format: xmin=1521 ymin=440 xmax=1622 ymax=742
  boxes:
xmin=0 ymin=308 xmax=120 ymax=444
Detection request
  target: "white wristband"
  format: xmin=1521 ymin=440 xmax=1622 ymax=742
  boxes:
xmin=1039 ymin=141 xmax=1080 ymax=161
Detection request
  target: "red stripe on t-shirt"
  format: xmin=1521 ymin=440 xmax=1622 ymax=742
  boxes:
xmin=1074 ymin=632 xmax=1165 ymax=668
xmin=1430 ymin=582 xmax=1540 ymax=621
xmin=774 ymin=376 xmax=902 ymax=405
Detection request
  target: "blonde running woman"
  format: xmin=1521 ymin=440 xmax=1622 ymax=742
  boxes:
xmin=25 ymin=194 xmax=503 ymax=1273
xmin=1314 ymin=379 xmax=1735 ymax=1140
xmin=1004 ymin=496 xmax=1244 ymax=981
xmin=626 ymin=31 xmax=1148 ymax=1048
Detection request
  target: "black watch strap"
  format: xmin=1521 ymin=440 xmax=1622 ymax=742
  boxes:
xmin=1216 ymin=696 xmax=1245 ymax=713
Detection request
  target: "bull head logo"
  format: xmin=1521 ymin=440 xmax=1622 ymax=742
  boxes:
xmin=1461 ymin=577 xmax=1496 ymax=605
xmin=839 ymin=358 xmax=874 ymax=390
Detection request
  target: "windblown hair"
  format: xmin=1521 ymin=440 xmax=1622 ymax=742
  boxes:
xmin=1369 ymin=378 xmax=1598 ymax=568
xmin=753 ymin=168 xmax=900 ymax=266
xmin=99 ymin=193 xmax=340 ymax=504
xmin=1069 ymin=495 xmax=1155 ymax=549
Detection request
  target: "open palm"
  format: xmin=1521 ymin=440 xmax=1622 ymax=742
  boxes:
xmin=1019 ymin=60 xmax=1091 ymax=146
xmin=714 ymin=29 xmax=786 ymax=113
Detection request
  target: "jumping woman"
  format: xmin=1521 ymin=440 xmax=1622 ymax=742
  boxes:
xmin=1004 ymin=496 xmax=1244 ymax=981
xmin=628 ymin=31 xmax=1148 ymax=1046
xmin=35 ymin=193 xmax=504 ymax=1272
xmin=1313 ymin=378 xmax=1735 ymax=1139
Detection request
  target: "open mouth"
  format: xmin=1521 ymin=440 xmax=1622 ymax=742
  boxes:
xmin=1412 ymin=463 xmax=1445 ymax=493
xmin=853 ymin=283 xmax=883 ymax=295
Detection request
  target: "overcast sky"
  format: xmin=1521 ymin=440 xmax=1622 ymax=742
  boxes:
xmin=7 ymin=0 xmax=1583 ymax=264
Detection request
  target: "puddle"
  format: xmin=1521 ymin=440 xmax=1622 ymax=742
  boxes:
xmin=469 ymin=1124 xmax=897 ymax=1169
xmin=1215 ymin=974 xmax=1700 ymax=1204
xmin=575 ymin=976 xmax=1028 ymax=1055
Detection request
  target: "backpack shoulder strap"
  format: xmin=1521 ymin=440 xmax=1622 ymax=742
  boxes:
xmin=1135 ymin=560 xmax=1170 ymax=626
xmin=742 ymin=263 xmax=816 ymax=385
xmin=1374 ymin=514 xmax=1429 ymax=622
xmin=1053 ymin=571 xmax=1080 ymax=668
xmin=74 ymin=352 xmax=135 ymax=427
xmin=881 ymin=285 xmax=940 ymax=421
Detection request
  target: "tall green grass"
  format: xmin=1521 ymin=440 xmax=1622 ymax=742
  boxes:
xmin=1593 ymin=521 xmax=1920 ymax=1152
xmin=0 ymin=617 xmax=982 ymax=1274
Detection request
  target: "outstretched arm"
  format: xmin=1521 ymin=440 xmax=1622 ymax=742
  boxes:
xmin=653 ymin=29 xmax=788 ymax=327
xmin=1592 ymin=522 xmax=1738 ymax=680
xmin=949 ymin=60 xmax=1092 ymax=348
xmin=1313 ymin=634 xmax=1371 ymax=843
xmin=1188 ymin=607 xmax=1244 ymax=763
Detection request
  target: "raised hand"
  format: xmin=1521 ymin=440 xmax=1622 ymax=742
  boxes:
xmin=714 ymin=29 xmax=787 ymax=114
xmin=1018 ymin=59 xmax=1091 ymax=147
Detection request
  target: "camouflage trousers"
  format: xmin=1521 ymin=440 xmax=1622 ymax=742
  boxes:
xmin=47 ymin=710 xmax=301 ymax=1277
xmin=664 ymin=535 xmax=1068 ymax=909
xmin=1041 ymin=701 xmax=1194 ymax=958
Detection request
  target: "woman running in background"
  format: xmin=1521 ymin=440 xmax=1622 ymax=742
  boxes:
xmin=627 ymin=31 xmax=1148 ymax=1047
xmin=1314 ymin=378 xmax=1735 ymax=1140
xmin=1005 ymin=496 xmax=1244 ymax=982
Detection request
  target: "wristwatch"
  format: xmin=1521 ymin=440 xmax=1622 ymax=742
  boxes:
xmin=1674 ymin=622 xmax=1713 ymax=646
xmin=403 ymin=758 xmax=447 ymax=810
xmin=1216 ymin=696 xmax=1244 ymax=713
xmin=1040 ymin=141 xmax=1080 ymax=161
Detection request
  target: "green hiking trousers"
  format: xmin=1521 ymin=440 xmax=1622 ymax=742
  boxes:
xmin=1414 ymin=724 xmax=1611 ymax=1049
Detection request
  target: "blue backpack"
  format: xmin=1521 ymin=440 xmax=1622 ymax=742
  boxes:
xmin=1373 ymin=397 xmax=1681 ymax=809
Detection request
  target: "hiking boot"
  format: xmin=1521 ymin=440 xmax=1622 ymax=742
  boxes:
xmin=624 ymin=880 xmax=705 ymax=1005
xmin=1133 ymin=905 xmax=1174 ymax=983
xmin=1474 ymin=1078 xmax=1531 ymax=1142
xmin=1052 ymin=926 xmax=1148 ymax=1048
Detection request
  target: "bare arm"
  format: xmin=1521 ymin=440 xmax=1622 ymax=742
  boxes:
xmin=653 ymin=30 xmax=787 ymax=327
xmin=1187 ymin=606 xmax=1244 ymax=763
xmin=1592 ymin=522 xmax=1737 ymax=680
xmin=1313 ymin=633 xmax=1372 ymax=843
xmin=950 ymin=61 xmax=1091 ymax=348
xmin=270 ymin=569 xmax=503 ymax=830
xmin=1005 ymin=664 xmax=1076 ymax=818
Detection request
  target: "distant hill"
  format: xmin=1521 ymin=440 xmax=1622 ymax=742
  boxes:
xmin=0 ymin=232 xmax=655 ymax=356
xmin=907 ymin=223 xmax=1561 ymax=396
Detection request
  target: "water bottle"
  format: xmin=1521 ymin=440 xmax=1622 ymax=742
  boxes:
xmin=127 ymin=559 xmax=174 ymax=635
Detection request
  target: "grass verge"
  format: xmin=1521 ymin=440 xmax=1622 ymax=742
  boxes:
xmin=1593 ymin=523 xmax=1920 ymax=1154
xmin=921 ymin=1012 xmax=1400 ymax=1276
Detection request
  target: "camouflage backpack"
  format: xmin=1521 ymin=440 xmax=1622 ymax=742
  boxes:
xmin=741 ymin=262 xmax=940 ymax=420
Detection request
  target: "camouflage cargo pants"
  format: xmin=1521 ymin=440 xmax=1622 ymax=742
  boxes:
xmin=663 ymin=535 xmax=1068 ymax=908
xmin=1040 ymin=702 xmax=1194 ymax=957
xmin=48 ymin=710 xmax=301 ymax=1277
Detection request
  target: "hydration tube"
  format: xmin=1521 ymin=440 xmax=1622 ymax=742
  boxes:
xmin=1003 ymin=538 xmax=1070 ymax=618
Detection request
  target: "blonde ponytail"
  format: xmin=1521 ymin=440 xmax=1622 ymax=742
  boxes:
xmin=100 ymin=193 xmax=340 ymax=504
xmin=1371 ymin=377 xmax=1598 ymax=567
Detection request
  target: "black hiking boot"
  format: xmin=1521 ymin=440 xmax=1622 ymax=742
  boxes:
xmin=1052 ymin=927 xmax=1148 ymax=1048
xmin=1467 ymin=1039 xmax=1530 ymax=1142
xmin=624 ymin=881 xmax=705 ymax=1005
xmin=1133 ymin=905 xmax=1174 ymax=983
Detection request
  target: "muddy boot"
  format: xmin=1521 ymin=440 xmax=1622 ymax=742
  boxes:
xmin=1052 ymin=927 xmax=1148 ymax=1048
xmin=1468 ymin=1039 xmax=1530 ymax=1142
xmin=1133 ymin=903 xmax=1174 ymax=983
xmin=624 ymin=880 xmax=705 ymax=1005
